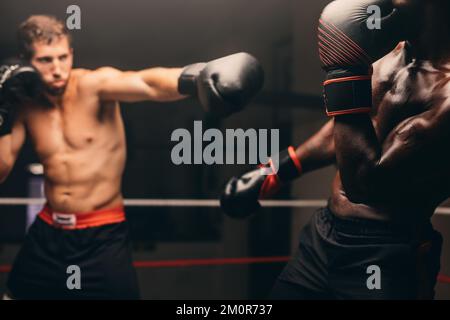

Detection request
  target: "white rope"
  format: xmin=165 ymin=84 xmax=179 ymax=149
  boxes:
xmin=0 ymin=198 xmax=46 ymax=205
xmin=0 ymin=197 xmax=448 ymax=216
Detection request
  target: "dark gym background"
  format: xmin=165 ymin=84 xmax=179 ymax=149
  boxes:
xmin=0 ymin=0 xmax=449 ymax=299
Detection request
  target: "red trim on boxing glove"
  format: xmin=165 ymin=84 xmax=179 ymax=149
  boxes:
xmin=258 ymin=146 xmax=303 ymax=199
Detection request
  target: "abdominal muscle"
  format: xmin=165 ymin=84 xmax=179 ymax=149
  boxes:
xmin=41 ymin=143 xmax=125 ymax=214
xmin=25 ymin=70 xmax=127 ymax=214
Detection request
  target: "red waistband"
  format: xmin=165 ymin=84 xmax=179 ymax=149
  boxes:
xmin=38 ymin=204 xmax=126 ymax=230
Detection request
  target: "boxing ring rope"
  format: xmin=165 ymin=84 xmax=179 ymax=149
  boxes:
xmin=0 ymin=197 xmax=449 ymax=284
xmin=0 ymin=198 xmax=449 ymax=215
xmin=1 ymin=256 xmax=450 ymax=284
xmin=0 ymin=198 xmax=450 ymax=215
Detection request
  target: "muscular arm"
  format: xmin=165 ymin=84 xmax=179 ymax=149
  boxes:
xmin=220 ymin=118 xmax=337 ymax=217
xmin=294 ymin=119 xmax=336 ymax=174
xmin=86 ymin=67 xmax=185 ymax=103
xmin=334 ymin=96 xmax=450 ymax=202
xmin=0 ymin=116 xmax=26 ymax=183
xmin=291 ymin=55 xmax=390 ymax=177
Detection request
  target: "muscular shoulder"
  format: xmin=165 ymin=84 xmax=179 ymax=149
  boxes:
xmin=419 ymin=84 xmax=450 ymax=131
xmin=435 ymin=69 xmax=450 ymax=97
xmin=76 ymin=67 xmax=123 ymax=92
xmin=429 ymin=63 xmax=450 ymax=109
xmin=373 ymin=42 xmax=406 ymax=84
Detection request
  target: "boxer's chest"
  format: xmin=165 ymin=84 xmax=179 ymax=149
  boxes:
xmin=25 ymin=97 xmax=118 ymax=159
xmin=373 ymin=61 xmax=447 ymax=140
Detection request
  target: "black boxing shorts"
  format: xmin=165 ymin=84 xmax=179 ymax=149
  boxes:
xmin=271 ymin=206 xmax=442 ymax=300
xmin=6 ymin=204 xmax=140 ymax=300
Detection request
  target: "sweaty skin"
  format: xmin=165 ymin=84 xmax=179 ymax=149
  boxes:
xmin=293 ymin=1 xmax=450 ymax=225
xmin=23 ymin=71 xmax=127 ymax=213
xmin=0 ymin=37 xmax=184 ymax=213
xmin=331 ymin=42 xmax=450 ymax=222
xmin=294 ymin=42 xmax=450 ymax=223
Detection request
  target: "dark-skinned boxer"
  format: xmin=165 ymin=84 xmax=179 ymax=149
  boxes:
xmin=222 ymin=0 xmax=449 ymax=299
xmin=0 ymin=15 xmax=263 ymax=299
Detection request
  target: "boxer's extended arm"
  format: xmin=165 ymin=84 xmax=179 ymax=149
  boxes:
xmin=88 ymin=67 xmax=184 ymax=103
xmin=0 ymin=118 xmax=26 ymax=183
xmin=335 ymin=97 xmax=450 ymax=201
xmin=220 ymin=119 xmax=336 ymax=218
xmin=90 ymin=53 xmax=264 ymax=119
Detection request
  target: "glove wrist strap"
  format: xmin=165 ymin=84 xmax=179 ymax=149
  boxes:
xmin=324 ymin=68 xmax=373 ymax=116
xmin=277 ymin=146 xmax=302 ymax=182
xmin=268 ymin=146 xmax=302 ymax=183
xmin=177 ymin=63 xmax=206 ymax=96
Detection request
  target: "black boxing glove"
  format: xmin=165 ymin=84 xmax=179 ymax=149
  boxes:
xmin=220 ymin=147 xmax=302 ymax=219
xmin=178 ymin=52 xmax=264 ymax=118
xmin=0 ymin=58 xmax=42 ymax=136
xmin=318 ymin=0 xmax=405 ymax=116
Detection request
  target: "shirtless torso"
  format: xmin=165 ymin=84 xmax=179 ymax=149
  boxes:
xmin=330 ymin=42 xmax=450 ymax=222
xmin=0 ymin=36 xmax=183 ymax=214
xmin=22 ymin=69 xmax=126 ymax=213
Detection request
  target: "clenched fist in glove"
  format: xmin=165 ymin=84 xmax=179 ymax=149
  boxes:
xmin=220 ymin=147 xmax=302 ymax=219
xmin=178 ymin=52 xmax=264 ymax=118
xmin=318 ymin=0 xmax=405 ymax=116
xmin=0 ymin=57 xmax=42 ymax=136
